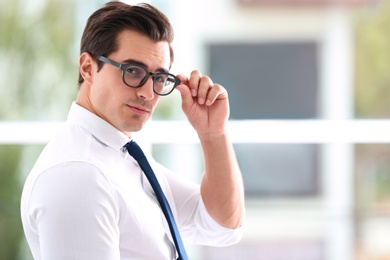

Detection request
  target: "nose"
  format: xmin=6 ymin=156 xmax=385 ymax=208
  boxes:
xmin=136 ymin=76 xmax=155 ymax=100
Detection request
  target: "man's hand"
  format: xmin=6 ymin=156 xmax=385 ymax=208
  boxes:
xmin=176 ymin=70 xmax=230 ymax=137
xmin=177 ymin=71 xmax=244 ymax=229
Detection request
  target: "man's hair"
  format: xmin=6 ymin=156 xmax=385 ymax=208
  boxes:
xmin=78 ymin=1 xmax=174 ymax=86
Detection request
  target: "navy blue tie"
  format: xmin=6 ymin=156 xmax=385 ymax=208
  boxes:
xmin=124 ymin=140 xmax=188 ymax=260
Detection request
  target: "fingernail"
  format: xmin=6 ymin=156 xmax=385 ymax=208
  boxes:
xmin=198 ymin=98 xmax=204 ymax=105
xmin=191 ymin=89 xmax=197 ymax=97
xmin=206 ymin=100 xmax=212 ymax=106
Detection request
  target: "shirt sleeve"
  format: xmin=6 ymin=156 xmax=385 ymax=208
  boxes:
xmin=153 ymin=162 xmax=245 ymax=247
xmin=26 ymin=161 xmax=120 ymax=260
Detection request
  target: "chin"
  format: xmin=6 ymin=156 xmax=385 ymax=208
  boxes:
xmin=123 ymin=123 xmax=145 ymax=134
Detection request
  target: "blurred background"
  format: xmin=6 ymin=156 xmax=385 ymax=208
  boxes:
xmin=1 ymin=0 xmax=390 ymax=259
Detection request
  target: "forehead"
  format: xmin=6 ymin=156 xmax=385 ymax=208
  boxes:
xmin=113 ymin=30 xmax=171 ymax=70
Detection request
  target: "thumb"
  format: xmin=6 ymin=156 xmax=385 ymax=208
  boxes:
xmin=175 ymin=75 xmax=193 ymax=106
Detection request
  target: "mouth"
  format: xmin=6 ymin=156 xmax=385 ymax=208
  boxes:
xmin=127 ymin=104 xmax=150 ymax=115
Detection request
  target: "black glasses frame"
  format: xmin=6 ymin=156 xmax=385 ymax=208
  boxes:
xmin=98 ymin=56 xmax=180 ymax=96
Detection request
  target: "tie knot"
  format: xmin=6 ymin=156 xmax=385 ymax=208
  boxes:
xmin=124 ymin=140 xmax=145 ymax=161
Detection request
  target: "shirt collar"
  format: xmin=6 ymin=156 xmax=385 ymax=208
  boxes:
xmin=67 ymin=102 xmax=131 ymax=151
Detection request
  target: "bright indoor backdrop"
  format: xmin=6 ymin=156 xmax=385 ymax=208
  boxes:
xmin=1 ymin=0 xmax=390 ymax=259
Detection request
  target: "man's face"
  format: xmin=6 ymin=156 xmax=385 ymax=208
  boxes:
xmin=79 ymin=30 xmax=171 ymax=137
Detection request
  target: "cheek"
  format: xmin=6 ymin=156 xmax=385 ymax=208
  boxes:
xmin=91 ymin=82 xmax=111 ymax=105
xmin=89 ymin=83 xmax=120 ymax=118
xmin=93 ymin=74 xmax=123 ymax=103
xmin=150 ymin=97 xmax=161 ymax=111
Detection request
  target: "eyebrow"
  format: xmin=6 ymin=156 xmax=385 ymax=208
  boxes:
xmin=122 ymin=58 xmax=169 ymax=73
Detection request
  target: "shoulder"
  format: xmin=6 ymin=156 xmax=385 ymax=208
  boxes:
xmin=24 ymin=162 xmax=115 ymax=204
xmin=21 ymin=161 xmax=119 ymax=223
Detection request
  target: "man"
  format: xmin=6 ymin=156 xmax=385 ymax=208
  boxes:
xmin=21 ymin=1 xmax=245 ymax=259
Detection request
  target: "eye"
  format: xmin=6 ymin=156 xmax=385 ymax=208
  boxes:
xmin=154 ymin=74 xmax=169 ymax=83
xmin=166 ymin=77 xmax=175 ymax=83
xmin=126 ymin=66 xmax=143 ymax=77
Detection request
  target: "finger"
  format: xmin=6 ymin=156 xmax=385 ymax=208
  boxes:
xmin=205 ymin=84 xmax=228 ymax=106
xmin=175 ymin=79 xmax=194 ymax=107
xmin=176 ymin=74 xmax=188 ymax=84
xmin=196 ymin=76 xmax=214 ymax=105
xmin=188 ymin=70 xmax=202 ymax=97
xmin=175 ymin=82 xmax=191 ymax=96
xmin=175 ymin=74 xmax=191 ymax=97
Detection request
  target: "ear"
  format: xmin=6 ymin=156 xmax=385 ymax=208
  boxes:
xmin=79 ymin=52 xmax=96 ymax=85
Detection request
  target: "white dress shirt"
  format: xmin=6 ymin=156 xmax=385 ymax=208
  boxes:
xmin=21 ymin=102 xmax=243 ymax=260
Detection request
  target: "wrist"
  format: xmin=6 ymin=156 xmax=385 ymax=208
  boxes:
xmin=198 ymin=131 xmax=228 ymax=143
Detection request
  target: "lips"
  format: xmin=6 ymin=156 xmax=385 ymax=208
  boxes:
xmin=127 ymin=104 xmax=150 ymax=115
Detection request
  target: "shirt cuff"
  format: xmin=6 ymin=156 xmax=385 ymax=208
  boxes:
xmin=193 ymin=198 xmax=245 ymax=247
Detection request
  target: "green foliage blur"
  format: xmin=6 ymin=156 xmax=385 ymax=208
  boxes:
xmin=0 ymin=146 xmax=23 ymax=259
xmin=355 ymin=0 xmax=390 ymax=118
xmin=0 ymin=0 xmax=77 ymax=121
xmin=354 ymin=0 xmax=390 ymax=214
xmin=0 ymin=0 xmax=77 ymax=259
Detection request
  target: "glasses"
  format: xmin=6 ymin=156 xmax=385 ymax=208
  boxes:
xmin=98 ymin=56 xmax=180 ymax=96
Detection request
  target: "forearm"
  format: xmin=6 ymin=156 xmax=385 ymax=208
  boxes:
xmin=199 ymin=132 xmax=245 ymax=229
xmin=175 ymin=71 xmax=245 ymax=228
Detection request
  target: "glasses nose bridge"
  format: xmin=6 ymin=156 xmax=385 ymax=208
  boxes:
xmin=141 ymin=72 xmax=157 ymax=90
xmin=136 ymin=71 xmax=155 ymax=87
xmin=147 ymin=72 xmax=157 ymax=81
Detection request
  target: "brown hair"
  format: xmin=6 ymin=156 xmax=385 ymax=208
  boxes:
xmin=78 ymin=1 xmax=174 ymax=86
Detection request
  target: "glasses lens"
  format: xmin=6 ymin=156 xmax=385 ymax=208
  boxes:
xmin=123 ymin=65 xmax=147 ymax=87
xmin=153 ymin=74 xmax=177 ymax=95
